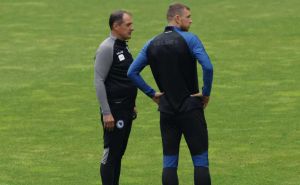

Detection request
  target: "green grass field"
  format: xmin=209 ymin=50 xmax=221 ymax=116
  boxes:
xmin=1 ymin=0 xmax=299 ymax=184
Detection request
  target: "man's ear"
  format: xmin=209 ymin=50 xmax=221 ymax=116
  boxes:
xmin=112 ymin=22 xmax=119 ymax=30
xmin=174 ymin=15 xmax=181 ymax=24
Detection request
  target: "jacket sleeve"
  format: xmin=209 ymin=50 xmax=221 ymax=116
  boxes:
xmin=127 ymin=41 xmax=156 ymax=98
xmin=94 ymin=44 xmax=113 ymax=115
xmin=189 ymin=34 xmax=213 ymax=96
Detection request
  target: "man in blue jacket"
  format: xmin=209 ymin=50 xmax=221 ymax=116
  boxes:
xmin=128 ymin=3 xmax=213 ymax=185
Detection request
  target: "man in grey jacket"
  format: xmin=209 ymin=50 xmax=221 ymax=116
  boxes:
xmin=94 ymin=10 xmax=137 ymax=185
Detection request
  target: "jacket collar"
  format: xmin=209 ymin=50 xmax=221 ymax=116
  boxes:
xmin=164 ymin=26 xmax=182 ymax=32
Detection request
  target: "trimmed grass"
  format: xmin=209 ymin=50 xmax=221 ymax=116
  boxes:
xmin=0 ymin=0 xmax=299 ymax=184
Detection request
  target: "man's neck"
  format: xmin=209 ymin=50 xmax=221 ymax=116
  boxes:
xmin=111 ymin=31 xmax=125 ymax=41
xmin=168 ymin=21 xmax=180 ymax=28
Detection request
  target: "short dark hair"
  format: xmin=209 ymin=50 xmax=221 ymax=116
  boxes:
xmin=167 ymin=3 xmax=190 ymax=21
xmin=109 ymin=10 xmax=131 ymax=30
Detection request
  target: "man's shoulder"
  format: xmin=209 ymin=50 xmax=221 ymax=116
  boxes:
xmin=99 ymin=37 xmax=115 ymax=48
xmin=96 ymin=37 xmax=115 ymax=53
xmin=176 ymin=31 xmax=203 ymax=49
xmin=177 ymin=30 xmax=197 ymax=40
xmin=140 ymin=37 xmax=155 ymax=51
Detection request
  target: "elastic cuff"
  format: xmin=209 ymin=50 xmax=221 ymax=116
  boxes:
xmin=147 ymin=90 xmax=156 ymax=98
xmin=102 ymin=110 xmax=111 ymax=115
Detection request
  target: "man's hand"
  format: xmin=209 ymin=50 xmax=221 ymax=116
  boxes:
xmin=103 ymin=114 xmax=115 ymax=131
xmin=202 ymin=96 xmax=210 ymax=109
xmin=190 ymin=93 xmax=210 ymax=109
xmin=152 ymin=92 xmax=164 ymax=104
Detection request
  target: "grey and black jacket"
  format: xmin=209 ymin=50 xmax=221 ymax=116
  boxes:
xmin=94 ymin=34 xmax=137 ymax=115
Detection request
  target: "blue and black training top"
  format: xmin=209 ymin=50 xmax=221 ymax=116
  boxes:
xmin=128 ymin=26 xmax=213 ymax=113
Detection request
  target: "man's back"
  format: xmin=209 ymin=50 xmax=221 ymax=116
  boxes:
xmin=147 ymin=26 xmax=199 ymax=111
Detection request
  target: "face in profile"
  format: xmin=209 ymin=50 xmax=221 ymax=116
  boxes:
xmin=178 ymin=8 xmax=192 ymax=31
xmin=113 ymin=13 xmax=134 ymax=40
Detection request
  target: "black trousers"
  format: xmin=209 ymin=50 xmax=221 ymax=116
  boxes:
xmin=100 ymin=109 xmax=134 ymax=185
xmin=160 ymin=108 xmax=211 ymax=185
xmin=160 ymin=108 xmax=208 ymax=157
